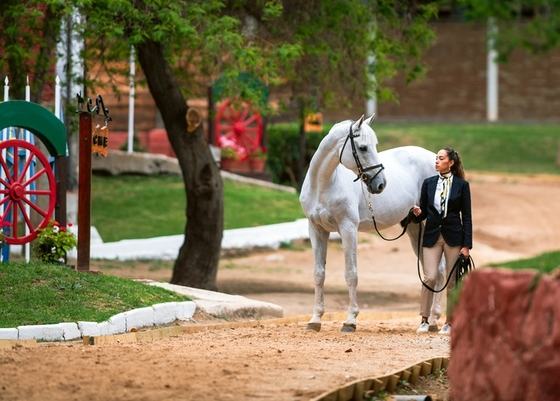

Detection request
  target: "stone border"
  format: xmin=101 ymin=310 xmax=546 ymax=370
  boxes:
xmin=0 ymin=301 xmax=196 ymax=342
xmin=310 ymin=356 xmax=449 ymax=401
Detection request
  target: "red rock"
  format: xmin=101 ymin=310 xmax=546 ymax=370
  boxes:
xmin=449 ymin=268 xmax=560 ymax=400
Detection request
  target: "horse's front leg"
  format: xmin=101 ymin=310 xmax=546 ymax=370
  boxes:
xmin=306 ymin=225 xmax=329 ymax=332
xmin=339 ymin=228 xmax=359 ymax=333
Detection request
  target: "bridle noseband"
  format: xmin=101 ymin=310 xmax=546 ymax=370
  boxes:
xmin=339 ymin=121 xmax=384 ymax=182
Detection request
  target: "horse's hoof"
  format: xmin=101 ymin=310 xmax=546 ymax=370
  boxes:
xmin=306 ymin=323 xmax=321 ymax=332
xmin=341 ymin=323 xmax=356 ymax=333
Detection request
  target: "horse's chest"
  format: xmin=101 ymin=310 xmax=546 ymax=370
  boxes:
xmin=307 ymin=210 xmax=339 ymax=232
xmin=305 ymin=197 xmax=357 ymax=231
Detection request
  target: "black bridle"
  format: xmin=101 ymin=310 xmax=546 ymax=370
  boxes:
xmin=345 ymin=119 xmax=410 ymax=242
xmin=339 ymin=121 xmax=385 ymax=183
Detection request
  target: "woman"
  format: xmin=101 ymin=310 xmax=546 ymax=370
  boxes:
xmin=411 ymin=147 xmax=472 ymax=335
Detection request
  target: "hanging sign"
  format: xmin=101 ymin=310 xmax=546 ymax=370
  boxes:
xmin=304 ymin=113 xmax=323 ymax=133
xmin=92 ymin=123 xmax=109 ymax=157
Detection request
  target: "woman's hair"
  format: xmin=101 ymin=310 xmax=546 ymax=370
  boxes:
xmin=443 ymin=147 xmax=465 ymax=180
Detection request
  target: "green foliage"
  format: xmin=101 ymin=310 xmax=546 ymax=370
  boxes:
xmin=0 ymin=1 xmax=68 ymax=100
xmin=81 ymin=0 xmax=302 ymax=110
xmin=221 ymin=146 xmax=239 ymax=160
xmin=249 ymin=147 xmax=267 ymax=159
xmin=0 ymin=261 xmax=191 ymax=328
xmin=32 ymin=219 xmax=77 ymax=264
xmin=266 ymin=123 xmax=329 ymax=187
xmin=459 ymin=0 xmax=560 ymax=60
xmin=259 ymin=0 xmax=438 ymax=113
xmin=0 ymin=219 xmax=9 ymax=245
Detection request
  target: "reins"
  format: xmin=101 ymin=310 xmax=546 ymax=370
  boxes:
xmin=360 ymin=184 xmax=415 ymax=241
xmin=414 ymin=222 xmax=475 ymax=293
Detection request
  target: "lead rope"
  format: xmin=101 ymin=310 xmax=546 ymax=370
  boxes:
xmin=415 ymin=222 xmax=476 ymax=293
xmin=361 ymin=183 xmax=411 ymax=241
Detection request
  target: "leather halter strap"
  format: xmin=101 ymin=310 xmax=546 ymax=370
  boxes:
xmin=339 ymin=120 xmax=384 ymax=182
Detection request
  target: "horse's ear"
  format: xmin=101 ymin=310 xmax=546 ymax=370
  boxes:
xmin=365 ymin=113 xmax=376 ymax=126
xmin=354 ymin=115 xmax=365 ymax=131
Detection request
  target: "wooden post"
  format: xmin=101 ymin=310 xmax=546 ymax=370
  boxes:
xmin=54 ymin=156 xmax=68 ymax=228
xmin=207 ymin=85 xmax=215 ymax=145
xmin=77 ymin=111 xmax=92 ymax=271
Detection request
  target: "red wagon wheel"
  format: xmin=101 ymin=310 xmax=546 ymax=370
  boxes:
xmin=215 ymin=99 xmax=263 ymax=161
xmin=0 ymin=139 xmax=56 ymax=245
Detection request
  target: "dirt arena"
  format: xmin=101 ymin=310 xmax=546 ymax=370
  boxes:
xmin=1 ymin=172 xmax=559 ymax=401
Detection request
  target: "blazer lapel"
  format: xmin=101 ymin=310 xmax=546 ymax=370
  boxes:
xmin=427 ymin=176 xmax=438 ymax=204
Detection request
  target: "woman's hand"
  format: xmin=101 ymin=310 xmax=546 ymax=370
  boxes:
xmin=460 ymin=247 xmax=470 ymax=258
xmin=412 ymin=205 xmax=421 ymax=217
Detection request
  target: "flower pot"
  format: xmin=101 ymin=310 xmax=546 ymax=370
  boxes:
xmin=249 ymin=157 xmax=266 ymax=172
xmin=220 ymin=158 xmax=236 ymax=171
xmin=221 ymin=158 xmax=251 ymax=172
xmin=232 ymin=159 xmax=251 ymax=172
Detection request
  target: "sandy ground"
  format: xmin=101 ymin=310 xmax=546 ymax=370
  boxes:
xmin=1 ymin=172 xmax=560 ymax=401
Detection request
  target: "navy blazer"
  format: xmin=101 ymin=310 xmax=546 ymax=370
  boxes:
xmin=417 ymin=175 xmax=472 ymax=249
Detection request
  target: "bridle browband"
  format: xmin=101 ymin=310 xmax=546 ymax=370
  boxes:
xmin=339 ymin=120 xmax=384 ymax=182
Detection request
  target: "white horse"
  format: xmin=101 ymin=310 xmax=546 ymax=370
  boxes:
xmin=299 ymin=115 xmax=441 ymax=332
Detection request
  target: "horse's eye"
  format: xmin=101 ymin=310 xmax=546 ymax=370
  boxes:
xmin=359 ymin=145 xmax=368 ymax=152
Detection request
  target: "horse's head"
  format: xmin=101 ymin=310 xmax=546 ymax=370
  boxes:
xmin=339 ymin=114 xmax=386 ymax=194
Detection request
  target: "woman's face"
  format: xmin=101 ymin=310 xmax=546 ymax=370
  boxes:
xmin=435 ymin=149 xmax=454 ymax=173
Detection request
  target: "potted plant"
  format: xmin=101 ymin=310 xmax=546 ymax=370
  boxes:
xmin=249 ymin=148 xmax=267 ymax=172
xmin=0 ymin=220 xmax=9 ymax=249
xmin=32 ymin=219 xmax=77 ymax=264
xmin=220 ymin=146 xmax=239 ymax=170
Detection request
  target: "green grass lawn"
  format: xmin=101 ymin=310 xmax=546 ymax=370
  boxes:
xmin=373 ymin=122 xmax=560 ymax=175
xmin=487 ymin=250 xmax=560 ymax=274
xmin=91 ymin=175 xmax=305 ymax=242
xmin=0 ymin=262 xmax=190 ymax=328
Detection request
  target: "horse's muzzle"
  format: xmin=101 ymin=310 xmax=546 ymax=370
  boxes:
xmin=365 ymin=176 xmax=386 ymax=194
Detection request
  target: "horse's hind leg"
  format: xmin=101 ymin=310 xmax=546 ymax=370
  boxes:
xmin=306 ymin=225 xmax=329 ymax=332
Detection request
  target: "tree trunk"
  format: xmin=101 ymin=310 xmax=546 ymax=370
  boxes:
xmin=136 ymin=40 xmax=224 ymax=290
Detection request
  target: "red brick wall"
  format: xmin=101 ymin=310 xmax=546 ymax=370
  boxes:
xmin=378 ymin=22 xmax=487 ymax=121
xmin=500 ymin=46 xmax=560 ymax=120
xmin=377 ymin=22 xmax=560 ymax=122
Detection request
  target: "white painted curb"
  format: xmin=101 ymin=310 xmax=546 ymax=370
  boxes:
xmin=0 ymin=301 xmax=196 ymax=342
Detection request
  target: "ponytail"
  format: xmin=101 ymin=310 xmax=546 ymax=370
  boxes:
xmin=444 ymin=147 xmax=465 ymax=180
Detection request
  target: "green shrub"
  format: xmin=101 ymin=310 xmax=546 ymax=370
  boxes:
xmin=266 ymin=123 xmax=330 ymax=188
